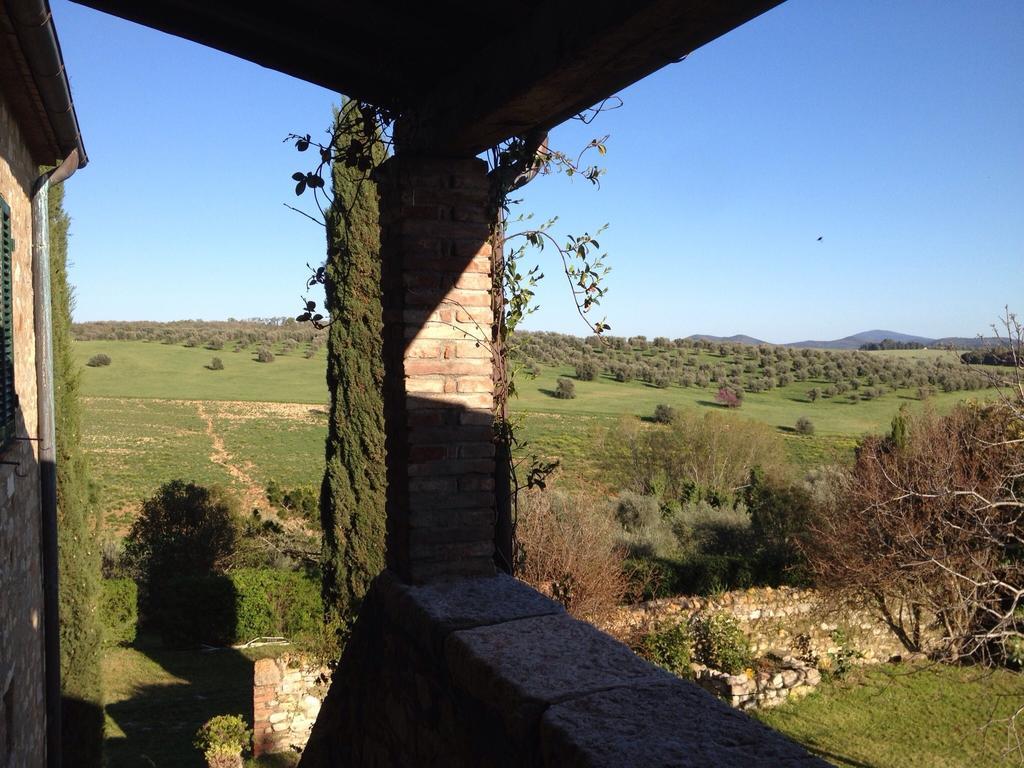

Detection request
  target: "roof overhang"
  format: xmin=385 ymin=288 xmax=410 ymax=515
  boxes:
xmin=68 ymin=0 xmax=783 ymax=154
xmin=0 ymin=0 xmax=88 ymax=167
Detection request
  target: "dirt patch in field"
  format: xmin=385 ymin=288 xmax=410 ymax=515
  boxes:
xmin=195 ymin=401 xmax=268 ymax=514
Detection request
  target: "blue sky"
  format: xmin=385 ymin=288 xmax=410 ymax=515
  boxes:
xmin=54 ymin=0 xmax=1022 ymax=343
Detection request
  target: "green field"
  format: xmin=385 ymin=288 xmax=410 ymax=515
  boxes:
xmin=758 ymin=664 xmax=1024 ymax=767
xmin=75 ymin=340 xmax=990 ymax=527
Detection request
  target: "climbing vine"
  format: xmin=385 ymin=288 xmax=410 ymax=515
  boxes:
xmin=286 ymin=97 xmax=619 ymax=573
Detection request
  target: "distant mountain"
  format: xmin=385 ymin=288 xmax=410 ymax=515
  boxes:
xmin=787 ymin=330 xmax=934 ymax=350
xmin=686 ymin=333 xmax=768 ymax=346
xmin=684 ymin=329 xmax=1002 ymax=350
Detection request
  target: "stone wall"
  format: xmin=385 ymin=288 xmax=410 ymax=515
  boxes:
xmin=0 ymin=85 xmax=46 ymax=766
xmin=299 ymin=571 xmax=826 ymax=767
xmin=253 ymin=655 xmax=332 ymax=756
xmin=601 ymin=586 xmax=923 ymax=668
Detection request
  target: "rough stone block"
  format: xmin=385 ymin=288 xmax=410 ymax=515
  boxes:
xmin=540 ymin=681 xmax=829 ymax=767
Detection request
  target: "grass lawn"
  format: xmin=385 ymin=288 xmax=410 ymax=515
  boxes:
xmin=103 ymin=637 xmax=292 ymax=767
xmin=757 ymin=664 xmax=1024 ymax=767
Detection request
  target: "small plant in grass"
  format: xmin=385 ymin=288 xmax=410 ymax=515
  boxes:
xmin=640 ymin=622 xmax=692 ymax=678
xmin=87 ymin=353 xmax=111 ymax=367
xmin=795 ymin=416 xmax=814 ymax=435
xmin=256 ymin=347 xmax=275 ymax=363
xmin=210 ymin=357 xmax=224 ymax=371
xmin=825 ymin=628 xmax=863 ymax=679
xmin=554 ymin=377 xmax=577 ymax=399
xmin=691 ymin=612 xmax=752 ymax=674
xmin=194 ymin=714 xmax=250 ymax=768
xmin=652 ymin=403 xmax=676 ymax=424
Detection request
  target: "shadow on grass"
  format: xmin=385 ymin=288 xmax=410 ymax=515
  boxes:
xmin=105 ymin=635 xmax=255 ymax=768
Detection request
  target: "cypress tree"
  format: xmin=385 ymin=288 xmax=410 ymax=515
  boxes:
xmin=50 ymin=181 xmax=104 ymax=765
xmin=319 ymin=103 xmax=387 ymax=618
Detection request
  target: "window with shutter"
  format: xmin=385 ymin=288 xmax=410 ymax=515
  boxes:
xmin=0 ymin=196 xmax=14 ymax=450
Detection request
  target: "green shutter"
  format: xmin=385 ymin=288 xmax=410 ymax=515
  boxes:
xmin=0 ymin=195 xmax=15 ymax=449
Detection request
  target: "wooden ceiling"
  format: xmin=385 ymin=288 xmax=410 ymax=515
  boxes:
xmin=70 ymin=0 xmax=784 ymax=153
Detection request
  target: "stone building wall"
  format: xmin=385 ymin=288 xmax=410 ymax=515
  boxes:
xmin=0 ymin=87 xmax=45 ymax=765
xmin=601 ymin=586 xmax=929 ymax=667
xmin=253 ymin=655 xmax=331 ymax=756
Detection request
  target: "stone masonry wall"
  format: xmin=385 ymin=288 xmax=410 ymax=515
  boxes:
xmin=601 ymin=586 xmax=929 ymax=668
xmin=253 ymin=655 xmax=332 ymax=757
xmin=0 ymin=85 xmax=46 ymax=766
xmin=299 ymin=571 xmax=826 ymax=767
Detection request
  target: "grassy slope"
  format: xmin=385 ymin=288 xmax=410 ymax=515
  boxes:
xmin=76 ymin=341 xmax=993 ymax=520
xmin=757 ymin=664 xmax=1024 ymax=767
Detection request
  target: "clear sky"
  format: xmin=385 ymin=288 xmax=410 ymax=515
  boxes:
xmin=53 ymin=0 xmax=1022 ymax=343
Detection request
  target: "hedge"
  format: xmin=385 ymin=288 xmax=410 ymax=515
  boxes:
xmin=157 ymin=568 xmax=321 ymax=646
xmin=100 ymin=578 xmax=137 ymax=646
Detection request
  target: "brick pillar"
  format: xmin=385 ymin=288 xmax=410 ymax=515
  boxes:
xmin=379 ymin=155 xmax=497 ymax=583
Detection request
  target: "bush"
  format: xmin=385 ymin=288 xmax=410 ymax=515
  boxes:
xmin=640 ymin=622 xmax=692 ymax=678
xmin=652 ymin=404 xmax=676 ymax=424
xmin=265 ymin=481 xmax=318 ymax=522
xmin=157 ymin=568 xmax=321 ymax=646
xmin=100 ymin=578 xmax=137 ymax=646
xmin=715 ymin=386 xmax=743 ymax=408
xmin=691 ymin=612 xmax=752 ymax=674
xmin=123 ymin=481 xmax=240 ymax=617
xmin=795 ymin=416 xmax=814 ymax=435
xmin=209 ymin=357 xmax=224 ymax=371
xmin=195 ymin=714 xmax=250 ymax=765
xmin=575 ymin=360 xmax=598 ymax=381
xmin=516 ymin=489 xmax=628 ymax=622
xmin=554 ymin=377 xmax=576 ymax=399
xmin=256 ymin=347 xmax=275 ymax=363
xmin=86 ymin=353 xmax=111 ymax=367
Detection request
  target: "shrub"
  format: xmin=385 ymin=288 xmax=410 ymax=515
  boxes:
xmin=640 ymin=622 xmax=692 ymax=678
xmin=265 ymin=481 xmax=318 ymax=522
xmin=554 ymin=377 xmax=576 ymax=399
xmin=715 ymin=386 xmax=743 ymax=408
xmin=194 ymin=714 xmax=250 ymax=766
xmin=99 ymin=578 xmax=137 ymax=646
xmin=651 ymin=373 xmax=671 ymax=389
xmin=157 ymin=568 xmax=321 ymax=646
xmin=652 ymin=404 xmax=676 ymax=424
xmin=575 ymin=360 xmax=598 ymax=381
xmin=691 ymin=612 xmax=752 ymax=674
xmin=516 ymin=489 xmax=628 ymax=622
xmin=795 ymin=416 xmax=814 ymax=435
xmin=123 ymin=481 xmax=240 ymax=618
xmin=209 ymin=357 xmax=224 ymax=371
xmin=86 ymin=353 xmax=111 ymax=367
xmin=256 ymin=347 xmax=275 ymax=363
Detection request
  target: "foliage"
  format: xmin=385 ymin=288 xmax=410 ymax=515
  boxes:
xmin=319 ymin=101 xmax=387 ymax=619
xmin=715 ymin=385 xmax=743 ymax=408
xmin=265 ymin=480 xmax=318 ymax=523
xmin=554 ymin=376 xmax=577 ymax=399
xmin=100 ymin=578 xmax=138 ymax=646
xmin=652 ymin=403 xmax=676 ymax=424
xmin=691 ymin=612 xmax=752 ymax=674
xmin=156 ymin=568 xmax=321 ymax=646
xmin=515 ymin=489 xmax=628 ymax=621
xmin=575 ymin=359 xmax=598 ymax=381
xmin=256 ymin=347 xmax=275 ymax=363
xmin=639 ymin=622 xmax=692 ymax=678
xmin=794 ymin=416 xmax=814 ymax=435
xmin=605 ymin=411 xmax=784 ymax=503
xmin=742 ymin=467 xmax=814 ymax=581
xmin=824 ymin=628 xmax=863 ymax=679
xmin=87 ymin=352 xmax=111 ymax=367
xmin=50 ymin=180 xmax=104 ymax=766
xmin=210 ymin=356 xmax=224 ymax=371
xmin=802 ymin=398 xmax=1024 ymax=664
xmin=195 ymin=714 xmax=250 ymax=761
xmin=124 ymin=480 xmax=240 ymax=615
